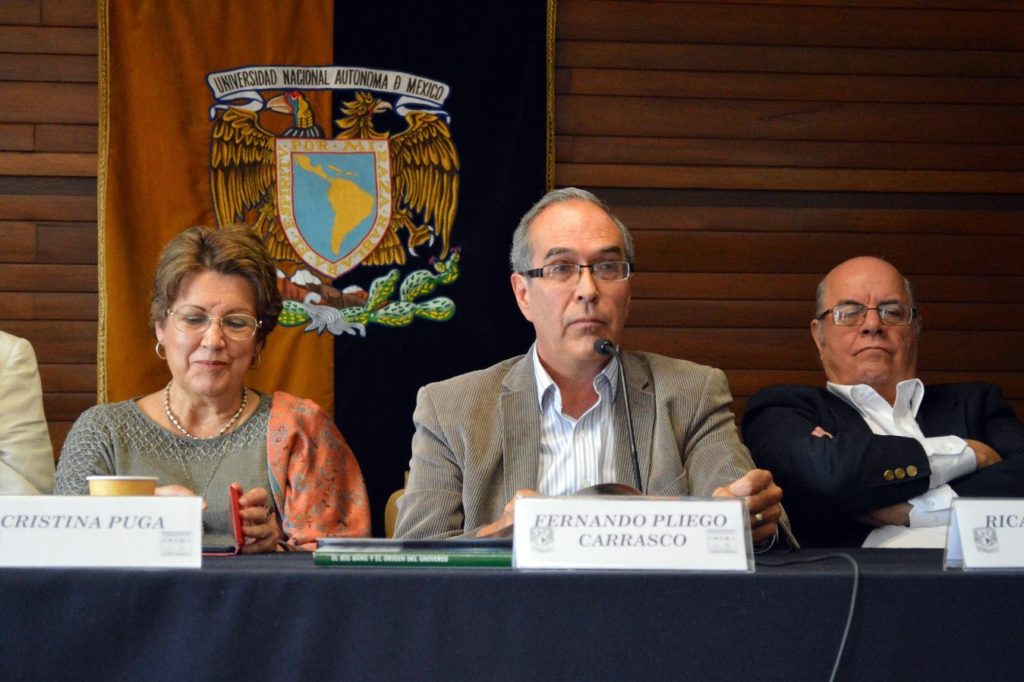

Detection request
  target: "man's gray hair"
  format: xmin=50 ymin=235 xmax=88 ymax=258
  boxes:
xmin=509 ymin=187 xmax=635 ymax=273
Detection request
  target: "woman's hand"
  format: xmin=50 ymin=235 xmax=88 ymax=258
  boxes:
xmin=236 ymin=484 xmax=282 ymax=553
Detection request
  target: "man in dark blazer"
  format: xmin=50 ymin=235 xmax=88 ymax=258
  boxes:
xmin=743 ymin=257 xmax=1024 ymax=547
xmin=395 ymin=188 xmax=791 ymax=546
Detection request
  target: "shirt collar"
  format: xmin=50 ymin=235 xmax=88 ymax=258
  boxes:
xmin=530 ymin=343 xmax=618 ymax=410
xmin=827 ymin=378 xmax=924 ymax=417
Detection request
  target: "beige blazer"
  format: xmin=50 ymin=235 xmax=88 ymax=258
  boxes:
xmin=395 ymin=350 xmax=787 ymax=542
xmin=0 ymin=330 xmax=54 ymax=494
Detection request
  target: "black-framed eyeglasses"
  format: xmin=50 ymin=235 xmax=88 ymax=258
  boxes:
xmin=521 ymin=261 xmax=632 ymax=284
xmin=166 ymin=307 xmax=262 ymax=340
xmin=817 ymin=302 xmax=917 ymax=327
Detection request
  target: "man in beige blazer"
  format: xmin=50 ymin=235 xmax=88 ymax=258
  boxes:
xmin=0 ymin=330 xmax=54 ymax=494
xmin=395 ymin=188 xmax=790 ymax=545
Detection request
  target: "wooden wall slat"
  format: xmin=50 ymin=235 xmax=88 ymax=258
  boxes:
xmin=0 ymin=124 xmax=34 ymax=151
xmin=48 ymin=422 xmax=71 ymax=451
xmin=633 ymin=273 xmax=1024 ymax=305
xmin=0 ymin=26 xmax=97 ymax=53
xmin=43 ymin=392 xmax=96 ymax=421
xmin=0 ymin=1 xmax=39 ymax=25
xmin=0 ymin=195 xmax=96 ymax=220
xmin=0 ymin=292 xmax=98 ymax=319
xmin=38 ymin=363 xmax=96 ymax=391
xmin=36 ymin=124 xmax=98 ymax=152
xmin=557 ymin=96 xmax=1024 ymax=145
xmin=559 ymin=68 xmax=1024 ymax=105
xmin=0 ymin=222 xmax=36 ymax=261
xmin=0 ymin=293 xmax=33 ymax=318
xmin=558 ymin=1 xmax=1024 ymax=50
xmin=675 ymin=1 xmax=1024 ymax=9
xmin=559 ymin=162 xmax=1024 ymax=193
xmin=42 ymin=0 xmax=97 ymax=26
xmin=0 ymin=54 xmax=98 ymax=82
xmin=0 ymin=82 xmax=98 ymax=124
xmin=612 ymin=205 xmax=1024 ymax=235
xmin=635 ymin=232 xmax=1024 ymax=275
xmin=0 ymin=176 xmax=96 ymax=194
xmin=559 ymin=137 xmax=1024 ymax=172
xmin=36 ymin=223 xmax=98 ymax=263
xmin=558 ymin=42 xmax=1024 ymax=78
xmin=0 ymin=151 xmax=96 ymax=176
xmin=0 ymin=264 xmax=97 ymax=292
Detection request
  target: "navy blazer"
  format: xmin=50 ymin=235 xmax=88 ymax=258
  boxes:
xmin=742 ymin=382 xmax=1024 ymax=547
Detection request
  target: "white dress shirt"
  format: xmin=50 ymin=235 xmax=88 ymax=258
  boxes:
xmin=532 ymin=346 xmax=619 ymax=496
xmin=828 ymin=379 xmax=976 ymax=547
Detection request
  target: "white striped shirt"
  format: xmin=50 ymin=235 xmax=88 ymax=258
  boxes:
xmin=532 ymin=346 xmax=620 ymax=496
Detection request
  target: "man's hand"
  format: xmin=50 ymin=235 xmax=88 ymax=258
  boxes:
xmin=965 ymin=439 xmax=1002 ymax=469
xmin=477 ymin=489 xmax=539 ymax=538
xmin=858 ymin=502 xmax=912 ymax=528
xmin=713 ymin=469 xmax=783 ymax=544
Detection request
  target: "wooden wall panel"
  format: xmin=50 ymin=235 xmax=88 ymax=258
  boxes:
xmin=0 ymin=0 xmax=98 ymax=460
xmin=558 ymin=2 xmax=1024 ymax=50
xmin=0 ymin=0 xmax=1021 ymax=469
xmin=554 ymin=0 xmax=1024 ymax=426
xmin=559 ymin=41 xmax=1024 ymax=77
xmin=557 ymin=96 xmax=1024 ymax=145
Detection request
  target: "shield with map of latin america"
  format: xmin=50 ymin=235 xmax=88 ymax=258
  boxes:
xmin=275 ymin=137 xmax=392 ymax=278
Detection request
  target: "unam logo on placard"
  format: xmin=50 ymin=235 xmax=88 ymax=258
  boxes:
xmin=973 ymin=527 xmax=999 ymax=553
xmin=706 ymin=529 xmax=738 ymax=554
xmin=530 ymin=526 xmax=554 ymax=552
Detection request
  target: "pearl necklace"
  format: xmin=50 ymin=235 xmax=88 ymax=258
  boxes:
xmin=163 ymin=382 xmax=247 ymax=440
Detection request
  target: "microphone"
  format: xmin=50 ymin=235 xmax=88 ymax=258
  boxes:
xmin=594 ymin=338 xmax=643 ymax=493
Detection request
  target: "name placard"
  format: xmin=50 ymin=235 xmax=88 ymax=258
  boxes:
xmin=0 ymin=496 xmax=203 ymax=568
xmin=512 ymin=496 xmax=753 ymax=571
xmin=945 ymin=498 xmax=1024 ymax=570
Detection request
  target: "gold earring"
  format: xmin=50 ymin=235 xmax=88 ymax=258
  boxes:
xmin=155 ymin=341 xmax=166 ymax=360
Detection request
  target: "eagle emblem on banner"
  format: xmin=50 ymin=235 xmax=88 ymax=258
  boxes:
xmin=206 ymin=66 xmax=460 ymax=336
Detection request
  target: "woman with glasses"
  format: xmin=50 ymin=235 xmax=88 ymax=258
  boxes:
xmin=55 ymin=226 xmax=370 ymax=551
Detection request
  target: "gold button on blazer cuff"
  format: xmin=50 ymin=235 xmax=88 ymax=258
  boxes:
xmin=895 ymin=467 xmax=906 ymax=479
xmin=883 ymin=469 xmax=895 ymax=481
xmin=907 ymin=465 xmax=918 ymax=477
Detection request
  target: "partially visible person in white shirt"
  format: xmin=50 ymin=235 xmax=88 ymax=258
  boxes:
xmin=0 ymin=330 xmax=54 ymax=494
xmin=743 ymin=256 xmax=1024 ymax=548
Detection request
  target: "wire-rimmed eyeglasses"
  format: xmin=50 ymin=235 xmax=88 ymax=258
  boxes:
xmin=166 ymin=307 xmax=262 ymax=340
xmin=817 ymin=302 xmax=917 ymax=327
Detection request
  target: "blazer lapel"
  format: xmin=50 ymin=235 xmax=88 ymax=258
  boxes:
xmin=824 ymin=391 xmax=878 ymax=434
xmin=613 ymin=352 xmax=654 ymax=491
xmin=500 ymin=355 xmax=542 ymax=499
xmin=916 ymin=393 xmax=963 ymax=437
